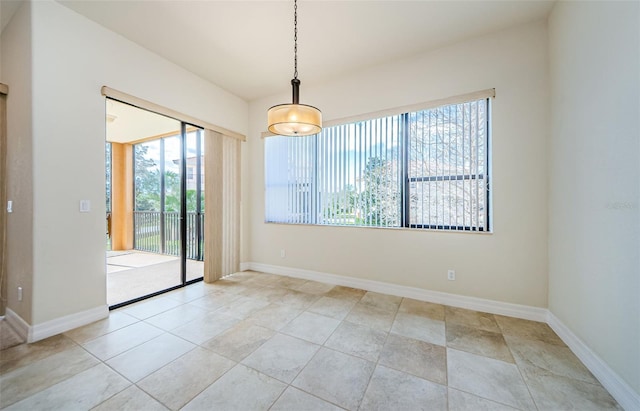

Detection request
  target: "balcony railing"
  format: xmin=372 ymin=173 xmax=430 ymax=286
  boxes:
xmin=134 ymin=211 xmax=204 ymax=261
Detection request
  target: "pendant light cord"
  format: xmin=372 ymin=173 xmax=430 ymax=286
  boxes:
xmin=293 ymin=0 xmax=298 ymax=80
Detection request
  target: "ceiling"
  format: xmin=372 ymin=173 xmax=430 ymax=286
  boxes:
xmin=106 ymin=99 xmax=181 ymax=144
xmin=53 ymin=1 xmax=553 ymax=102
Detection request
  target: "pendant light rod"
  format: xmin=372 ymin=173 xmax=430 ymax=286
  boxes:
xmin=266 ymin=0 xmax=322 ymax=137
xmin=291 ymin=0 xmax=300 ymax=104
xmin=292 ymin=79 xmax=300 ymax=104
xmin=293 ymin=0 xmax=298 ymax=80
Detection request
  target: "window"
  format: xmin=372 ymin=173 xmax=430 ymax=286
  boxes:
xmin=265 ymin=95 xmax=491 ymax=232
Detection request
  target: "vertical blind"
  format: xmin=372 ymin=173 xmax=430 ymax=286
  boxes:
xmin=407 ymin=99 xmax=489 ymax=230
xmin=204 ymin=130 xmax=241 ymax=282
xmin=265 ymin=94 xmax=490 ymax=232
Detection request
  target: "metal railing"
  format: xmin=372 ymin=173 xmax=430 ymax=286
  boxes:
xmin=134 ymin=211 xmax=204 ymax=260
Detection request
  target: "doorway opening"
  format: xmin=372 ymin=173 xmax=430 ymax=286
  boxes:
xmin=105 ymin=99 xmax=204 ymax=308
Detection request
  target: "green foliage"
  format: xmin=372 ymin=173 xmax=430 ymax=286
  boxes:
xmin=134 ymin=145 xmax=204 ymax=213
xmin=134 ymin=144 xmax=161 ymax=211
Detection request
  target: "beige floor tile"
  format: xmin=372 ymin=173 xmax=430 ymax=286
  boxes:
xmin=269 ymin=387 xmax=343 ymax=411
xmin=240 ymin=285 xmax=290 ymax=303
xmin=137 ymin=347 xmax=235 ymax=410
xmin=360 ymin=291 xmax=402 ymax=311
xmin=273 ymin=276 xmax=309 ymax=289
xmin=242 ymin=333 xmax=319 ymax=383
xmin=122 ymin=296 xmax=184 ymax=320
xmin=272 ymin=289 xmax=322 ymax=309
xmin=505 ymin=334 xmax=597 ymax=384
xmin=0 ymin=334 xmax=79 ymax=375
xmin=447 ymin=348 xmax=536 ymax=411
xmin=293 ymin=280 xmax=336 ymax=295
xmin=445 ymin=307 xmax=501 ymax=333
xmin=292 ymin=347 xmax=375 ymax=410
xmin=213 ymin=296 xmax=271 ymax=319
xmin=448 ymin=388 xmax=519 ymax=411
xmin=246 ymin=303 xmax=303 ymax=331
xmin=398 ymin=298 xmax=445 ymax=320
xmin=495 ymin=315 xmax=565 ymax=346
xmin=164 ymin=282 xmax=213 ymax=303
xmin=523 ymin=368 xmax=621 ymax=410
xmin=446 ymin=323 xmax=514 ymax=363
xmin=170 ymin=312 xmax=240 ymax=345
xmin=182 ymin=364 xmax=286 ymax=411
xmin=202 ymin=321 xmax=275 ymax=361
xmin=186 ymin=290 xmax=242 ymax=311
xmin=324 ymin=285 xmax=366 ymax=302
xmin=144 ymin=304 xmax=209 ymax=331
xmin=92 ymin=385 xmax=168 ymax=411
xmin=308 ymin=296 xmax=357 ymax=320
xmin=1 ymin=280 xmax=620 ymax=411
xmin=324 ymin=321 xmax=387 ymax=362
xmin=106 ymin=333 xmax=195 ymax=382
xmin=379 ymin=333 xmax=447 ymax=385
xmin=281 ymin=311 xmax=341 ymax=344
xmin=242 ymin=272 xmax=282 ymax=286
xmin=345 ymin=302 xmax=397 ymax=332
xmin=204 ymin=278 xmax=255 ymax=294
xmin=223 ymin=271 xmax=260 ymax=282
xmin=4 ymin=364 xmax=130 ymax=411
xmin=360 ymin=365 xmax=447 ymax=411
xmin=82 ymin=322 xmax=164 ymax=361
xmin=0 ymin=345 xmax=99 ymax=408
xmin=391 ymin=312 xmax=446 ymax=346
xmin=64 ymin=312 xmax=138 ymax=344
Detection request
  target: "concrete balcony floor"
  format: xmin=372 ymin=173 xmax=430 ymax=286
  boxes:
xmin=107 ymin=250 xmax=203 ymax=306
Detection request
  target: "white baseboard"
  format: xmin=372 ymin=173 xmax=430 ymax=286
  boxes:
xmin=29 ymin=305 xmax=109 ymax=342
xmin=547 ymin=312 xmax=640 ymax=411
xmin=242 ymin=262 xmax=639 ymax=410
xmin=242 ymin=262 xmax=547 ymax=322
xmin=5 ymin=308 xmax=30 ymax=342
xmin=14 ymin=305 xmax=108 ymax=343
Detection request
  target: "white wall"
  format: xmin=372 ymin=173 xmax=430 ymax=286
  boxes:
xmin=548 ymin=1 xmax=640 ymax=394
xmin=246 ymin=21 xmax=550 ymax=307
xmin=1 ymin=1 xmax=34 ymax=322
xmin=6 ymin=0 xmax=248 ymax=326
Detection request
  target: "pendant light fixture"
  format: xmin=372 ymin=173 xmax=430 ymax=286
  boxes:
xmin=267 ymin=0 xmax=322 ymax=137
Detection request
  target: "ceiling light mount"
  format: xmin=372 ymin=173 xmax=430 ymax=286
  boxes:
xmin=267 ymin=0 xmax=322 ymax=137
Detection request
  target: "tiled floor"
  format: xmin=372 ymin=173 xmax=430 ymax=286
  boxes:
xmin=0 ymin=271 xmax=621 ymax=410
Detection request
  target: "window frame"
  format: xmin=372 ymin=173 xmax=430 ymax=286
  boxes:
xmin=402 ymin=100 xmax=491 ymax=232
xmin=264 ymin=92 xmax=492 ymax=233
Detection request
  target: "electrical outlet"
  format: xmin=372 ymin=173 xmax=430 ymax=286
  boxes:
xmin=447 ymin=270 xmax=456 ymax=281
xmin=280 ymin=249 xmax=286 ymax=258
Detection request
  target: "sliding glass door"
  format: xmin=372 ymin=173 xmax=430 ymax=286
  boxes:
xmin=106 ymin=99 xmax=204 ymax=308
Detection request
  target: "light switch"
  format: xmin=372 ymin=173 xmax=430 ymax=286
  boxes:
xmin=7 ymin=200 xmax=12 ymax=213
xmin=79 ymin=200 xmax=91 ymax=213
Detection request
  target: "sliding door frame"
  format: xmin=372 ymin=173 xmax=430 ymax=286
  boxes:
xmin=107 ymin=98 xmax=204 ymax=310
